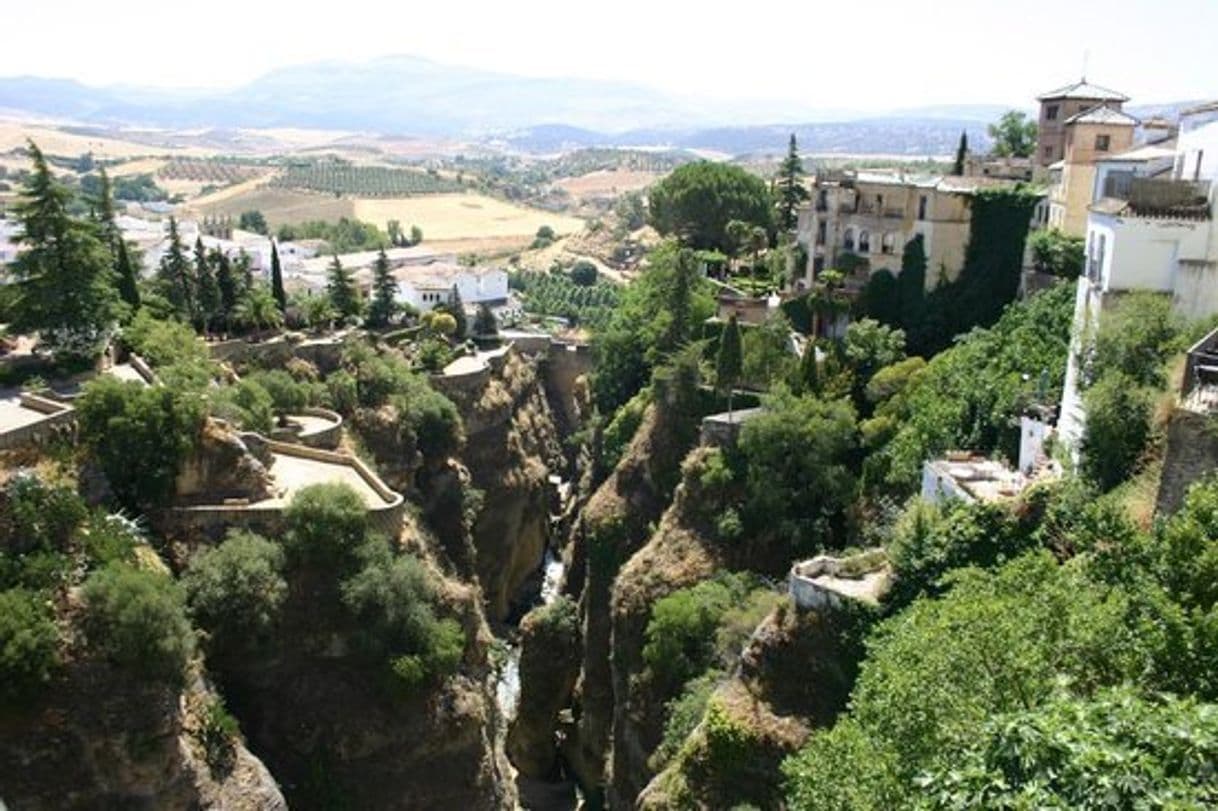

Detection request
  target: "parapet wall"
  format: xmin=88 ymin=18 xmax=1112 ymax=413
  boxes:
xmin=0 ymin=393 xmax=76 ymax=451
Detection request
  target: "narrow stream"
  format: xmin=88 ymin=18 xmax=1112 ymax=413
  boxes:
xmin=496 ymin=529 xmax=568 ymax=722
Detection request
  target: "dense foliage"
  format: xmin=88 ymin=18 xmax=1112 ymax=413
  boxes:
xmin=508 ymin=267 xmax=621 ymax=329
xmin=183 ymin=531 xmax=287 ymax=656
xmin=83 ymin=563 xmax=195 ymax=684
xmin=648 ymin=162 xmax=773 ymax=252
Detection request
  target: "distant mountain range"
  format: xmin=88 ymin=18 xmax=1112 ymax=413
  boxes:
xmin=0 ymin=55 xmax=1196 ymax=157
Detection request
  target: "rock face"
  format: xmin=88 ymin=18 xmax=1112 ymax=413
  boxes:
xmin=174 ymin=420 xmax=273 ymax=504
xmin=0 ymin=663 xmax=285 ymax=810
xmin=637 ymin=599 xmax=877 ymax=809
xmin=211 ymin=515 xmax=514 ymax=811
xmin=458 ymin=350 xmax=564 ymax=623
xmin=507 ymin=598 xmax=582 ymax=779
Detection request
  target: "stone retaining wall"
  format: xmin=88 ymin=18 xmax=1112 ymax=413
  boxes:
xmin=0 ymin=394 xmax=76 ymax=451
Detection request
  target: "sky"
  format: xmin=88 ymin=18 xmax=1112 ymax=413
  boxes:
xmin=3 ymin=0 xmax=1215 ymax=111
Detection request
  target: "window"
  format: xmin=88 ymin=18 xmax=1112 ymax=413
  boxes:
xmin=816 ymin=220 xmax=826 ymax=246
xmin=1046 ymin=104 xmax=1059 ymax=121
xmin=1196 ymin=150 xmax=1205 ymax=181
xmin=1043 ymin=145 xmax=1054 ymax=159
xmin=1095 ymin=134 xmax=1111 ymax=152
xmin=858 ymin=230 xmax=871 ymax=253
xmin=881 ymin=233 xmax=896 ymax=255
xmin=816 ymin=189 xmax=828 ymax=211
xmin=917 ymin=195 xmax=928 ymax=221
xmin=843 ymin=228 xmax=855 ymax=252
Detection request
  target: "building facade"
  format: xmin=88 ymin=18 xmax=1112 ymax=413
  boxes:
xmin=1046 ymin=105 xmax=1139 ymax=235
xmin=1035 ymin=79 xmax=1130 ymax=168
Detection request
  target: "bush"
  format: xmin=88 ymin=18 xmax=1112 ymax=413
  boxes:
xmin=570 ymin=260 xmax=599 ymax=286
xmin=0 ymin=473 xmax=86 ymax=557
xmin=341 ymin=539 xmax=465 ymax=687
xmin=652 ymin=670 xmax=721 ymax=770
xmin=0 ymin=588 xmax=61 ymax=702
xmin=197 ymin=696 xmax=240 ymax=773
xmin=76 ymin=378 xmax=206 ymax=511
xmin=1091 ymin=291 xmax=1182 ymax=388
xmin=643 ymin=574 xmax=756 ymax=690
xmin=214 ymin=377 xmax=274 ymax=433
xmin=82 ymin=563 xmax=195 ymax=683
xmin=122 ymin=310 xmax=215 ymax=389
xmin=183 ymin=531 xmax=287 ymax=654
xmin=283 ymin=483 xmax=369 ymax=568
xmin=1081 ymin=372 xmax=1154 ymax=491
xmin=244 ymin=369 xmax=318 ymax=415
xmin=389 ymin=382 xmax=464 ymax=463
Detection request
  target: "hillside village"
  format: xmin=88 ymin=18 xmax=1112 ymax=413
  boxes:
xmin=2 ymin=63 xmax=1218 ymax=811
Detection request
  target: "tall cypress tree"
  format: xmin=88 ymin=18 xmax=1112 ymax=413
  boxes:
xmin=446 ymin=284 xmax=468 ymax=337
xmin=114 ymin=237 xmax=141 ymax=310
xmin=9 ymin=140 xmax=117 ymax=359
xmin=716 ymin=313 xmax=743 ymax=416
xmin=326 ymin=254 xmax=360 ymax=320
xmin=215 ymin=249 xmax=238 ymax=331
xmin=157 ymin=217 xmax=194 ymax=320
xmin=798 ymin=337 xmax=821 ymax=395
xmin=194 ymin=240 xmax=220 ymax=334
xmin=952 ymin=131 xmax=969 ymax=176
xmin=367 ymin=247 xmax=397 ymax=327
xmin=270 ymin=240 xmax=286 ymax=311
xmin=775 ymin=133 xmax=809 ymax=232
xmin=662 ymin=248 xmax=697 ymax=351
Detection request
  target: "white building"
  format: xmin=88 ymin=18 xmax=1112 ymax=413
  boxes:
xmin=1059 ymin=101 xmax=1218 ymax=452
xmin=0 ymin=218 xmax=21 ymax=265
xmin=392 ymin=264 xmax=509 ymax=313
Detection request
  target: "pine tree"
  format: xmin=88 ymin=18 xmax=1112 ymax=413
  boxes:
xmin=473 ymin=302 xmax=498 ymax=337
xmin=215 ymin=250 xmax=238 ymax=331
xmin=270 ymin=240 xmax=286 ymax=311
xmin=775 ymin=133 xmax=809 ymax=232
xmin=194 ymin=241 xmax=220 ymax=334
xmin=8 ymin=140 xmax=117 ymax=359
xmin=326 ymin=254 xmax=360 ymax=320
xmin=367 ymin=247 xmax=397 ymax=327
xmin=114 ymin=237 xmax=141 ymax=310
xmin=234 ymin=249 xmax=253 ymax=294
xmin=716 ymin=314 xmax=743 ymax=417
xmin=953 ymin=131 xmax=968 ymax=176
xmin=93 ymin=167 xmax=119 ymax=248
xmin=661 ymin=248 xmax=697 ymax=351
xmin=446 ymin=285 xmax=468 ymax=337
xmin=157 ymin=217 xmax=194 ymax=320
xmin=898 ymin=235 xmax=928 ymax=342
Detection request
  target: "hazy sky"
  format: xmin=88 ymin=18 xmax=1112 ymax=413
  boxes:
xmin=4 ymin=0 xmax=1214 ymax=110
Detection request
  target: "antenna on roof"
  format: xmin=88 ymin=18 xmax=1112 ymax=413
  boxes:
xmin=1081 ymin=49 xmax=1089 ymax=82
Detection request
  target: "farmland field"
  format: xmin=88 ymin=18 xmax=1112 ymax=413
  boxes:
xmin=270 ymin=164 xmax=462 ymax=196
xmin=188 ymin=187 xmax=584 ymax=247
xmin=554 ymin=168 xmax=662 ymax=199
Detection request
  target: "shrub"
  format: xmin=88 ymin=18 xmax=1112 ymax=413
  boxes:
xmin=1081 ymin=372 xmax=1154 ymax=491
xmin=388 ymin=382 xmax=463 ymax=463
xmin=570 ymin=260 xmax=599 ymax=286
xmin=76 ymin=377 xmax=206 ymax=511
xmin=244 ymin=369 xmax=318 ymax=414
xmin=0 ymin=587 xmax=61 ymax=702
xmin=0 ymin=473 xmax=86 ymax=557
xmin=283 ymin=483 xmax=369 ymax=568
xmin=341 ymin=539 xmax=465 ymax=687
xmin=214 ymin=378 xmax=274 ymax=433
xmin=183 ymin=531 xmax=287 ymax=654
xmin=197 ymin=696 xmax=240 ymax=773
xmin=1091 ymin=292 xmax=1181 ymax=388
xmin=82 ymin=563 xmax=195 ymax=683
xmin=643 ymin=574 xmax=756 ymax=690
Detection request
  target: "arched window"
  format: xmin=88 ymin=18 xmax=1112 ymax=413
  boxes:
xmin=881 ymin=233 xmax=897 ymax=255
xmin=843 ymin=228 xmax=855 ymax=252
xmin=858 ymin=230 xmax=871 ymax=253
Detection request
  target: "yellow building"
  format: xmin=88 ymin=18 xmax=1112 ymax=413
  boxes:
xmin=1047 ymin=105 xmax=1139 ymax=235
xmin=1036 ymin=79 xmax=1129 ymax=167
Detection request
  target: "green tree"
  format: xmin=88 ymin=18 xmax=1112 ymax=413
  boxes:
xmin=797 ymin=339 xmax=820 ymax=395
xmin=114 ymin=236 xmax=142 ymax=310
xmin=238 ymin=209 xmax=268 ymax=235
xmin=1028 ymin=228 xmax=1085 ymax=279
xmin=716 ymin=314 xmax=743 ymax=415
xmin=215 ymin=249 xmax=238 ymax=329
xmin=775 ymin=133 xmax=809 ymax=232
xmin=157 ymin=217 xmax=195 ymax=321
xmin=748 ymin=225 xmax=769 ymax=275
xmin=183 ymin=530 xmax=286 ymax=656
xmin=988 ymin=110 xmax=1038 ymax=158
xmin=473 ymin=302 xmax=498 ymax=337
xmin=1081 ymin=372 xmax=1154 ymax=491
xmin=570 ymin=259 xmax=599 ymax=286
xmin=897 ymin=235 xmax=927 ymax=335
xmin=326 ymin=254 xmax=361 ymax=320
xmin=367 ymin=247 xmax=397 ymax=327
xmin=270 ymin=240 xmax=286 ymax=311
xmin=410 ymin=224 xmax=423 ymax=245
xmin=649 ymin=161 xmax=773 ymax=252
xmin=82 ymin=563 xmax=195 ymax=684
xmin=8 ymin=140 xmax=117 ymax=359
xmin=283 ymin=483 xmax=369 ymax=569
xmin=194 ymin=237 xmax=219 ymax=332
xmin=76 ymin=377 xmax=205 ymax=511
xmin=660 ymin=248 xmax=698 ymax=352
xmin=952 ymin=131 xmax=968 ymax=176
xmin=724 ymin=219 xmax=753 ymax=266
xmin=234 ymin=285 xmax=284 ymax=336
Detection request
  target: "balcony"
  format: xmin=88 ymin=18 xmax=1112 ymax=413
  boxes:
xmin=882 ymin=207 xmax=905 ymax=219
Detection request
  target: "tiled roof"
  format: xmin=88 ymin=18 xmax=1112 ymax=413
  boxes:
xmin=1065 ymin=105 xmax=1139 ymax=126
xmin=1037 ymin=79 xmax=1130 ymax=102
